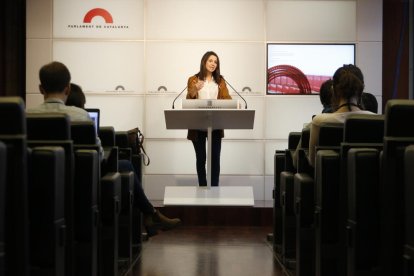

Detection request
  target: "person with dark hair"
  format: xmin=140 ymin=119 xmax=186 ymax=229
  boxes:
xmin=361 ymin=92 xmax=378 ymax=113
xmin=66 ymin=83 xmax=86 ymax=108
xmin=186 ymin=51 xmax=232 ymax=187
xmin=27 ymin=62 xmax=181 ymax=237
xmin=307 ymin=64 xmax=375 ymax=167
xmin=319 ymin=79 xmax=333 ymax=113
xmin=27 ymin=61 xmax=91 ymax=121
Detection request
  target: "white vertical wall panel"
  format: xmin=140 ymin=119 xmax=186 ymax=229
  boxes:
xmin=266 ymin=1 xmax=357 ymax=42
xmin=85 ymin=94 xmax=145 ymax=131
xmin=357 ymin=0 xmax=382 ymax=42
xmin=264 ymin=175 xmax=274 ymax=201
xmin=265 ymin=95 xmax=321 ymax=139
xmin=26 ymin=0 xmax=52 ymax=39
xmin=144 ymin=140 xmax=196 ymax=174
xmin=220 ymin=140 xmax=264 ymax=175
xmin=53 ymin=0 xmax=144 ymax=39
xmin=26 ymin=39 xmax=53 ymax=93
xmin=26 ymin=94 xmax=45 ymax=110
xmin=145 ymin=42 xmax=265 ymax=94
xmin=146 ymin=0 xmax=265 ymax=41
xmin=53 ymin=41 xmax=145 ymax=93
xmin=357 ymin=42 xmax=382 ymax=96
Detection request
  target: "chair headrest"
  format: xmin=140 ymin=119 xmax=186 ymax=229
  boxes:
xmin=385 ymin=99 xmax=414 ymax=137
xmin=26 ymin=113 xmax=71 ymax=140
xmin=344 ymin=114 xmax=384 ymax=143
xmin=0 ymin=97 xmax=26 ymax=135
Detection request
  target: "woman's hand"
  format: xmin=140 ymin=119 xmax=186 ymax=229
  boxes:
xmin=194 ymin=79 xmax=204 ymax=91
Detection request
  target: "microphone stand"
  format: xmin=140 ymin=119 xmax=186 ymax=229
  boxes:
xmin=172 ymin=86 xmax=188 ymax=109
xmin=224 ymin=79 xmax=248 ymax=109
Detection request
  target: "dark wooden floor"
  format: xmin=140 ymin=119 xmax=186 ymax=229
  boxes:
xmin=127 ymin=225 xmax=286 ymax=276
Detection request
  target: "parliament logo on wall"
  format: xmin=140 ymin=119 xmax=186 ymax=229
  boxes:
xmin=53 ymin=0 xmax=144 ymax=39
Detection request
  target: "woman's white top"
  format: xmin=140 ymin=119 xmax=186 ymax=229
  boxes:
xmin=198 ymin=78 xmax=218 ymax=99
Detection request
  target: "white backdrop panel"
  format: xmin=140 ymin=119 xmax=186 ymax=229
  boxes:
xmin=85 ymin=94 xmax=144 ymax=131
xmin=53 ymin=0 xmax=144 ymax=39
xmin=265 ymin=95 xmax=321 ymax=139
xmin=357 ymin=0 xmax=382 ymax=42
xmin=145 ymin=42 xmax=265 ymax=94
xmin=264 ymin=175 xmax=273 ymax=201
xmin=25 ymin=94 xmax=45 ymax=110
xmin=26 ymin=0 xmax=52 ymax=39
xmin=26 ymin=39 xmax=53 ymax=93
xmin=146 ymin=0 xmax=264 ymax=41
xmin=266 ymin=1 xmax=356 ymax=42
xmin=220 ymin=140 xmax=264 ymax=175
xmin=144 ymin=140 xmax=196 ymax=174
xmin=357 ymin=42 xmax=383 ymax=97
xmin=53 ymin=41 xmax=145 ymax=93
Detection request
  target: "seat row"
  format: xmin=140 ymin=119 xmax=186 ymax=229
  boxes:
xmin=272 ymin=99 xmax=414 ymax=276
xmin=0 ymin=97 xmax=143 ymax=276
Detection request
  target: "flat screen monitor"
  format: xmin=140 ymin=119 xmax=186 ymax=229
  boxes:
xmin=85 ymin=108 xmax=100 ymax=134
xmin=267 ymin=43 xmax=355 ymax=95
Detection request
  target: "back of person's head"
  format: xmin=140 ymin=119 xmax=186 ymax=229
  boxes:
xmin=361 ymin=92 xmax=378 ymax=113
xmin=332 ymin=64 xmax=365 ymax=109
xmin=319 ymin=79 xmax=333 ymax=113
xmin=66 ymin=83 xmax=86 ymax=109
xmin=39 ymin=61 xmax=71 ymax=94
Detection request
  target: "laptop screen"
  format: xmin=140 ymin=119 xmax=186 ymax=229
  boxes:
xmin=85 ymin=108 xmax=100 ymax=134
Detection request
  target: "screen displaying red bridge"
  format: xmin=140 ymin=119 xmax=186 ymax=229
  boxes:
xmin=267 ymin=43 xmax=355 ymax=95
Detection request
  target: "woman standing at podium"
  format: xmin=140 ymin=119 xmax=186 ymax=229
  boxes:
xmin=186 ymin=51 xmax=232 ymax=186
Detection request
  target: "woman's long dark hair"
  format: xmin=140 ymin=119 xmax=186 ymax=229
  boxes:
xmin=195 ymin=51 xmax=223 ymax=83
xmin=331 ymin=64 xmax=365 ymax=111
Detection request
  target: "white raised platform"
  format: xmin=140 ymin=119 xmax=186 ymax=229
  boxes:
xmin=163 ymin=186 xmax=254 ymax=206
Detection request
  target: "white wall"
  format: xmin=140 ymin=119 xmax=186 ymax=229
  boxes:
xmin=26 ymin=0 xmax=383 ymax=201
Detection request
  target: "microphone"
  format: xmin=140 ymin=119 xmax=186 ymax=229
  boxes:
xmin=172 ymin=86 xmax=188 ymax=109
xmin=223 ymin=78 xmax=248 ymax=109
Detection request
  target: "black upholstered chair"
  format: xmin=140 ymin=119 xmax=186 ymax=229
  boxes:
xmin=0 ymin=97 xmax=30 ymax=276
xmin=28 ymin=146 xmax=66 ymax=276
xmin=404 ymin=145 xmax=414 ymax=276
xmin=380 ymin=99 xmax=414 ymax=276
xmin=100 ymin=172 xmax=122 ymax=276
xmin=0 ymin=141 xmax=6 ymax=274
xmin=26 ymin=112 xmax=75 ymax=276
xmin=346 ymin=148 xmax=381 ymax=276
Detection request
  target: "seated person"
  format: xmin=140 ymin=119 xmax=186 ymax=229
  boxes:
xmin=307 ymin=64 xmax=375 ymax=167
xmin=27 ymin=61 xmax=181 ymax=236
xmin=360 ymin=92 xmax=378 ymax=113
xmin=292 ymin=79 xmax=334 ymax=167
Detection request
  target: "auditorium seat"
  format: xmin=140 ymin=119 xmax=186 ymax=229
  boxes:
xmin=100 ymin=172 xmax=122 ymax=276
xmin=26 ymin=112 xmax=75 ymax=276
xmin=28 ymin=146 xmax=66 ymax=276
xmin=404 ymin=145 xmax=414 ymax=276
xmin=73 ymin=149 xmax=99 ymax=276
xmin=381 ymin=99 xmax=414 ymax=275
xmin=0 ymin=97 xmax=30 ymax=276
xmin=115 ymin=131 xmax=143 ymax=255
xmin=118 ymin=171 xmax=134 ymax=271
xmin=347 ymin=148 xmax=381 ymax=276
xmin=0 ymin=141 xmax=6 ymax=274
xmin=294 ymin=122 xmax=343 ymax=276
xmin=315 ymin=114 xmax=383 ymax=276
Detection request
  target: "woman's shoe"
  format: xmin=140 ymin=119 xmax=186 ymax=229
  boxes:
xmin=144 ymin=210 xmax=181 ymax=237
